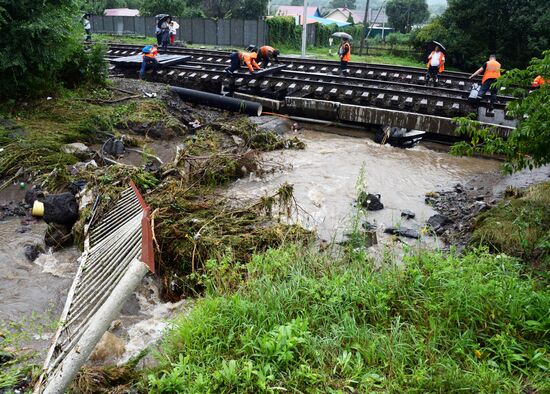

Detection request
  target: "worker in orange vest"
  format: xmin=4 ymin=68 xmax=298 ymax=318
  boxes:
xmin=257 ymin=45 xmax=280 ymax=68
xmin=339 ymin=37 xmax=351 ymax=75
xmin=225 ymin=51 xmax=261 ymax=75
xmin=532 ymin=75 xmax=546 ymax=88
xmin=139 ymin=44 xmax=159 ymax=78
xmin=426 ymin=46 xmax=445 ymax=86
xmin=469 ymin=54 xmax=501 ymax=112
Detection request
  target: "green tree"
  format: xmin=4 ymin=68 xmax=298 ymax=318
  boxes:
xmin=290 ymin=0 xmax=303 ymax=5
xmin=386 ymin=0 xmax=429 ymax=33
xmin=329 ymin=0 xmax=357 ymax=8
xmin=414 ymin=0 xmax=550 ymax=70
xmin=140 ymin=0 xmax=202 ymax=17
xmin=199 ymin=0 xmax=268 ymax=19
xmin=451 ymin=51 xmax=550 ymax=173
xmin=0 ymin=0 xmax=105 ymax=98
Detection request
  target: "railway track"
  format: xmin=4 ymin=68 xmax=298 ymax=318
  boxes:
xmin=105 ymin=43 xmax=504 ymax=94
xmin=106 ymin=43 xmax=516 ymax=136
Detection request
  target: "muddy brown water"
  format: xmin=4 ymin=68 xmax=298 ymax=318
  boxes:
xmin=0 ymin=126 xmax=547 ymax=367
xmin=228 ymin=129 xmax=506 ymax=241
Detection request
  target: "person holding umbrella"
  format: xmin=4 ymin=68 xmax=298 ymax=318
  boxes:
xmin=157 ymin=15 xmax=171 ymax=51
xmin=334 ymin=33 xmax=352 ymax=75
xmin=426 ymin=43 xmax=445 ymax=86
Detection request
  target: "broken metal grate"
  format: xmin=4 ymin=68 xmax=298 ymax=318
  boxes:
xmin=35 ymin=182 xmax=154 ymax=393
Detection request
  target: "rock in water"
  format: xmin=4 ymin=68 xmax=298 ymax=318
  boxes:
xmin=358 ymin=191 xmax=384 ymax=211
xmin=24 ymin=243 xmax=44 ymax=262
xmin=427 ymin=214 xmax=452 ymax=234
xmin=384 ymin=226 xmax=420 ymax=239
xmin=401 ymin=210 xmax=416 ymax=219
xmin=43 ymin=193 xmax=79 ymax=226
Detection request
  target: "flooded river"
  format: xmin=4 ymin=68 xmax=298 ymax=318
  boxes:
xmin=228 ymin=129 xmax=503 ymax=241
xmin=1 ymin=126 xmax=548 ymax=366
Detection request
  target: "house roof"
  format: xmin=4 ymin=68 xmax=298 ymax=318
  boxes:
xmin=104 ymin=8 xmax=140 ymax=17
xmin=276 ymin=6 xmax=321 ymax=18
xmin=325 ymin=7 xmax=388 ymax=24
xmin=308 ymin=15 xmax=351 ymax=27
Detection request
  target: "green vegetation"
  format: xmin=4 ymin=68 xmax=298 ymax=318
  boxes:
xmin=412 ymin=0 xmax=550 ymax=70
xmin=473 ymin=182 xmax=550 ymax=267
xmin=0 ymin=89 xmax=184 ymax=190
xmin=146 ymin=244 xmax=549 ymax=392
xmin=0 ymin=312 xmax=59 ymax=392
xmin=84 ymin=0 xmax=269 ymax=19
xmin=0 ymin=1 xmax=108 ymax=99
xmin=452 ymin=51 xmax=550 ymax=172
xmin=386 ymin=0 xmax=430 ymax=33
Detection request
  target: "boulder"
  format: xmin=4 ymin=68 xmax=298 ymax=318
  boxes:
xmin=24 ymin=243 xmax=44 ymax=262
xmin=249 ymin=116 xmax=293 ymax=135
xmin=362 ymin=221 xmax=377 ymax=230
xmin=384 ymin=226 xmax=420 ymax=239
xmin=427 ymin=214 xmax=452 ymax=234
xmin=63 ymin=142 xmax=90 ymax=159
xmin=43 ymin=193 xmax=79 ymax=226
xmin=401 ymin=210 xmax=416 ymax=219
xmin=358 ymin=191 xmax=384 ymax=211
xmin=102 ymin=138 xmax=125 ymax=157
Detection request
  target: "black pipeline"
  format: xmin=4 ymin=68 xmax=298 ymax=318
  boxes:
xmin=171 ymin=86 xmax=262 ymax=116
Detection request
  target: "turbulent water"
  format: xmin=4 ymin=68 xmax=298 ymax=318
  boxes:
xmin=228 ymin=129 xmax=504 ymax=241
xmin=1 ymin=127 xmax=547 ymax=366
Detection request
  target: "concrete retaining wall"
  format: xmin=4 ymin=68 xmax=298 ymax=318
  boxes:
xmin=285 ymin=97 xmax=514 ymax=137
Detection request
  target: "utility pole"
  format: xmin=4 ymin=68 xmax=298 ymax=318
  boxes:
xmin=301 ymin=0 xmax=308 ymax=58
xmin=359 ymin=0 xmax=370 ymax=56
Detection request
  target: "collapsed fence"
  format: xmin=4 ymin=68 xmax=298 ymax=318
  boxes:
xmin=35 ymin=182 xmax=154 ymax=394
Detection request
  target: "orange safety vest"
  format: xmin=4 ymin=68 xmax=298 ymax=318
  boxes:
xmin=427 ymin=51 xmax=445 ymax=73
xmin=482 ymin=60 xmax=501 ymax=84
xmin=143 ymin=47 xmax=158 ymax=59
xmin=260 ymin=46 xmax=275 ymax=58
xmin=240 ymin=52 xmax=260 ymax=72
xmin=341 ymin=42 xmax=351 ymax=62
xmin=532 ymin=75 xmax=546 ymax=87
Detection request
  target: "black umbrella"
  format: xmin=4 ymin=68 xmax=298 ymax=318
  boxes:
xmin=155 ymin=14 xmax=170 ymax=20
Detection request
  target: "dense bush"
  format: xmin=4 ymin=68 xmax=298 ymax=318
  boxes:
xmin=266 ymin=17 xmax=301 ymax=49
xmin=266 ymin=16 xmax=366 ymax=50
xmin=451 ymin=51 xmax=550 ymax=172
xmin=0 ymin=1 xmax=108 ymax=99
xmin=411 ymin=0 xmax=550 ymax=70
xmin=148 ymin=246 xmax=550 ymax=392
xmin=60 ymin=43 xmax=109 ymax=88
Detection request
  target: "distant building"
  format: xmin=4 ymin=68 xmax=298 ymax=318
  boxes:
xmin=104 ymin=8 xmax=140 ymax=17
xmin=324 ymin=7 xmax=388 ymax=26
xmin=276 ymin=6 xmax=321 ymax=24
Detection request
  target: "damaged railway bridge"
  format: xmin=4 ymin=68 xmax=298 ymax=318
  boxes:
xmin=108 ymin=45 xmax=516 ymax=138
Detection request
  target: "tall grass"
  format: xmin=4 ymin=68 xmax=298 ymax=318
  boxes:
xmin=147 ymin=245 xmax=549 ymax=392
